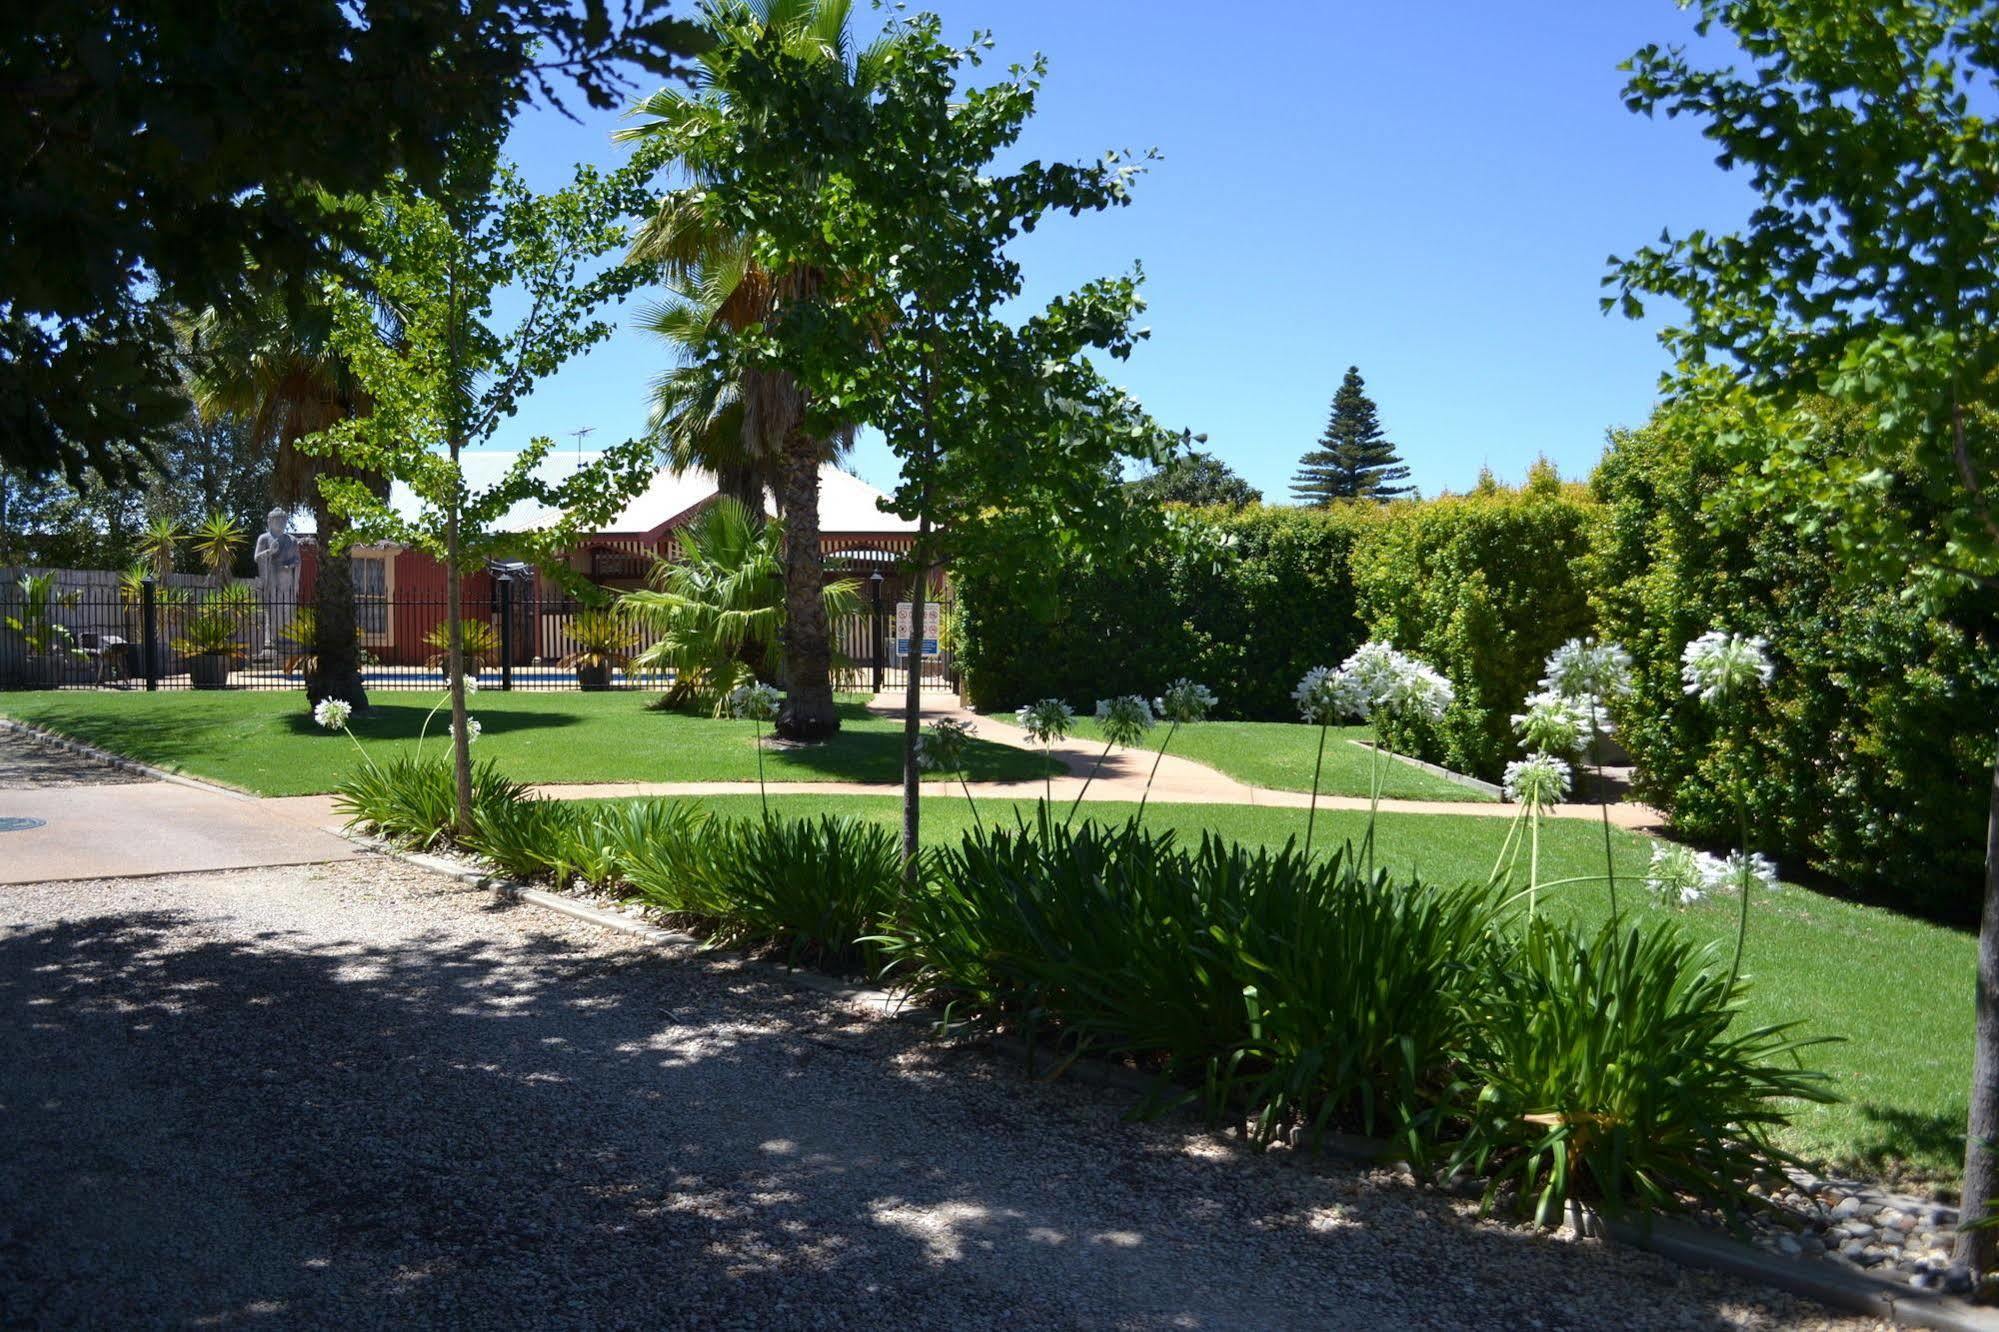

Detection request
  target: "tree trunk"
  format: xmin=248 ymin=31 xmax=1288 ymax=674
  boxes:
xmin=444 ymin=502 xmax=474 ymax=838
xmin=1955 ymin=742 xmax=1999 ymax=1276
xmin=305 ymin=497 xmax=369 ymax=710
xmin=774 ymin=430 xmax=837 ymax=741
xmin=901 ymin=513 xmax=931 ymax=883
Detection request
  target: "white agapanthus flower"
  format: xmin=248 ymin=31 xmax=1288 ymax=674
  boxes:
xmin=1016 ymin=698 xmax=1075 ymax=745
xmin=1292 ymin=665 xmax=1351 ymax=724
xmin=1502 ymin=752 xmax=1571 ymax=809
xmin=1336 ymin=640 xmax=1406 ymax=719
xmin=1321 ymin=640 xmax=1453 ymax=725
xmin=1680 ymin=630 xmax=1774 ymax=705
xmin=1094 ymin=695 xmax=1156 ymax=748
xmin=727 ymin=681 xmax=782 ymax=722
xmin=461 ymin=674 xmax=481 ymax=695
xmin=451 ymin=716 xmax=482 ymax=745
xmin=916 ymin=717 xmax=976 ymax=773
xmin=1512 ymin=689 xmax=1587 ymax=756
xmin=1704 ymin=849 xmax=1781 ymax=896
xmin=1542 ymin=638 xmax=1633 ymax=703
xmin=1647 ymin=843 xmax=1708 ymax=906
xmin=312 ymin=698 xmax=353 ymax=731
xmin=1383 ymin=657 xmax=1454 ymax=725
xmin=1154 ymin=678 xmax=1217 ymax=725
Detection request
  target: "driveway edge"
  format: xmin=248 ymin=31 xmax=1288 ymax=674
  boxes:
xmin=0 ymin=717 xmax=257 ymax=800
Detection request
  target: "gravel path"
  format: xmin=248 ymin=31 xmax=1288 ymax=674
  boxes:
xmin=0 ymin=727 xmax=147 ymax=789
xmin=1 ymin=857 xmax=1876 ymax=1330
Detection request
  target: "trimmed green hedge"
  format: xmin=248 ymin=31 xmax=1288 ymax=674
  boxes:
xmin=1591 ymin=398 xmax=1999 ymax=918
xmin=957 ymin=473 xmax=1599 ymax=780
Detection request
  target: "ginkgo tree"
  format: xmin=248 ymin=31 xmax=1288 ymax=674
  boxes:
xmin=306 ymin=150 xmax=659 ymax=834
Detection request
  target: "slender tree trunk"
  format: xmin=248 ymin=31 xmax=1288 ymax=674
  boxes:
xmin=775 ymin=429 xmax=837 ymax=741
xmin=1955 ymin=742 xmax=1999 ymax=1276
xmin=306 ymin=496 xmax=369 ymax=710
xmin=901 ymin=511 xmax=932 ymax=883
xmin=445 ymin=497 xmax=473 ymax=837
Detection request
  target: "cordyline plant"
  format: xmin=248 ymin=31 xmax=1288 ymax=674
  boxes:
xmin=305 ymin=150 xmax=660 ymax=836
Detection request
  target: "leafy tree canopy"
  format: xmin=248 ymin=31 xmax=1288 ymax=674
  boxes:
xmin=2 ymin=0 xmax=703 ymax=487
xmin=1127 ymin=450 xmax=1261 ymax=507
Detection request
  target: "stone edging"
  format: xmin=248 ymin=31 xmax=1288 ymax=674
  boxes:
xmin=350 ymin=831 xmax=1998 ymax=1332
xmin=1346 ymin=739 xmax=1504 ymax=797
xmin=0 ymin=717 xmax=257 ymax=800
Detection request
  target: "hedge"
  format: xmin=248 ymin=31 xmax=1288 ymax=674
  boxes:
xmin=1590 ymin=397 xmax=1999 ymax=918
xmin=956 ymin=472 xmax=1600 ymax=780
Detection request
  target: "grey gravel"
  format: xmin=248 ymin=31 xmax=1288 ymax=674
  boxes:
xmin=0 ymin=728 xmax=147 ymax=789
xmin=1 ymin=857 xmax=1886 ymax=1330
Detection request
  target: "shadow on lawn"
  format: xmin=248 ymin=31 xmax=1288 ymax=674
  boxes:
xmin=0 ymin=882 xmax=1784 ymax=1330
xmin=1845 ymin=1102 xmax=1969 ymax=1185
xmin=281 ymin=701 xmax=583 ymax=741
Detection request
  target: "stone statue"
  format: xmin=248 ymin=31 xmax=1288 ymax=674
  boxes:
xmin=252 ymin=508 xmax=301 ymax=654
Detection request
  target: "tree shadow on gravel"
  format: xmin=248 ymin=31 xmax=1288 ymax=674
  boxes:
xmin=0 ymin=888 xmax=1821 ymax=1330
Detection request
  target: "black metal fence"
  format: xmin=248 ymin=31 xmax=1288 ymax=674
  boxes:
xmin=0 ymin=572 xmax=958 ymax=695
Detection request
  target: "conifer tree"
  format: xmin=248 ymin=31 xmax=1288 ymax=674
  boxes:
xmin=1291 ymin=366 xmax=1413 ymax=504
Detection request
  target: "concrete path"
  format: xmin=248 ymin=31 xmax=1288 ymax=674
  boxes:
xmin=0 ymin=730 xmax=366 ymax=884
xmin=0 ymin=857 xmax=1864 ymax=1329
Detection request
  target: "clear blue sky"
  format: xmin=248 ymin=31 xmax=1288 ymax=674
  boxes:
xmin=499 ymin=1 xmax=1756 ymax=502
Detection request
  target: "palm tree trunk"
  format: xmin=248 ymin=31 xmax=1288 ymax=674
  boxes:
xmin=775 ymin=429 xmax=837 ymax=741
xmin=306 ymin=497 xmax=369 ymax=710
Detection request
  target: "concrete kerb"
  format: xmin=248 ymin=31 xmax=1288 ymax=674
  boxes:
xmin=346 ymin=829 xmax=1998 ymax=1331
xmin=1348 ymin=739 xmax=1504 ymax=798
xmin=0 ymin=716 xmax=257 ymax=801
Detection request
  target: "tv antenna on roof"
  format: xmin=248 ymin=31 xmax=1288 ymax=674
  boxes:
xmin=569 ymin=426 xmax=596 ymax=468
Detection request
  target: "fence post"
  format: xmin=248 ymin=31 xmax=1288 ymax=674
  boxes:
xmin=869 ymin=572 xmax=885 ymax=694
xmin=141 ymin=577 xmax=159 ymax=691
xmin=498 ymin=576 xmax=514 ymax=692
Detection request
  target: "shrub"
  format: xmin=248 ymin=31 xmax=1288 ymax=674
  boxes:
xmin=465 ymin=794 xmax=591 ymax=884
xmin=697 ymin=815 xmax=904 ymax=973
xmin=1452 ymin=916 xmax=1833 ymax=1224
xmin=332 ymin=752 xmax=529 ymax=849
xmin=889 ymin=813 xmax=1507 ymax=1147
xmin=1591 ymin=397 xmax=1999 ymax=916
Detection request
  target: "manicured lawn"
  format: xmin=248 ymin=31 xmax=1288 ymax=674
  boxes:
xmin=600 ymin=791 xmax=1973 ymax=1184
xmin=0 ymin=690 xmax=1053 ymax=796
xmin=995 ymin=713 xmax=1495 ymax=802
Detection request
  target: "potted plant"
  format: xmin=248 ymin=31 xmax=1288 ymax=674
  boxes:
xmin=423 ymin=618 xmax=501 ymax=679
xmin=171 ymin=587 xmax=253 ymax=688
xmin=558 ymin=609 xmax=640 ymax=690
xmin=3 ymin=574 xmax=85 ymax=688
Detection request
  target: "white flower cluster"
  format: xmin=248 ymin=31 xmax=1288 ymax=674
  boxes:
xmin=1153 ymin=678 xmax=1217 ymax=725
xmin=1542 ymin=638 xmax=1632 ymax=703
xmin=1645 ymin=843 xmax=1779 ymax=905
xmin=727 ymin=681 xmax=782 ymax=722
xmin=451 ymin=717 xmax=482 ymax=745
xmin=1016 ymin=698 xmax=1075 ymax=745
xmin=1502 ymin=752 xmax=1571 ymax=809
xmin=1293 ymin=641 xmax=1453 ymax=726
xmin=461 ymin=674 xmax=481 ymax=695
xmin=1680 ymin=629 xmax=1773 ymax=705
xmin=1094 ymin=694 xmax=1156 ymax=749
xmin=1511 ymin=689 xmax=1587 ymax=757
xmin=916 ymin=717 xmax=976 ymax=773
xmin=312 ymin=698 xmax=353 ymax=731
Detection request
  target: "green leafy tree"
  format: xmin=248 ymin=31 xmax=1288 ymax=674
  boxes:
xmin=1608 ymin=0 xmax=1999 ymax=1269
xmin=1127 ymin=449 xmax=1260 ymax=507
xmin=309 ymin=156 xmax=660 ymax=834
xmin=618 ymin=0 xmax=882 ymax=743
xmin=1292 ymin=367 xmax=1412 ymax=505
xmin=2 ymin=1 xmax=702 ymax=488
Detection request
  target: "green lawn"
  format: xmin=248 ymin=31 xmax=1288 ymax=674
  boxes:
xmin=0 ymin=690 xmax=1053 ymax=796
xmin=996 ymin=713 xmax=1495 ymax=802
xmin=599 ymin=791 xmax=1972 ymax=1184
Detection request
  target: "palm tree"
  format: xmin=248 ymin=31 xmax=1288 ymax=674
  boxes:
xmin=618 ymin=0 xmax=885 ymax=742
xmin=186 ymin=293 xmax=384 ymax=709
xmin=619 ymin=496 xmax=859 ymax=713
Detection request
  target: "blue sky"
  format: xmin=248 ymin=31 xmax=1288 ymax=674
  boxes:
xmin=500 ymin=1 xmax=1757 ymax=501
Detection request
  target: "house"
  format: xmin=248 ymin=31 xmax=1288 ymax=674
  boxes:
xmin=294 ymin=452 xmax=924 ymax=669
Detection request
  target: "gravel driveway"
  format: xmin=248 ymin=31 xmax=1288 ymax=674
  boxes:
xmin=0 ymin=857 xmax=1878 ymax=1330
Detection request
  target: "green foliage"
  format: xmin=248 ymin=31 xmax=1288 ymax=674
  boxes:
xmin=556 ymin=609 xmax=641 ymax=675
xmin=1352 ymin=463 xmax=1598 ymax=777
xmin=169 ymin=587 xmax=256 ymax=661
xmin=422 ymin=620 xmax=501 ymax=674
xmin=331 ymin=752 xmax=531 ymax=850
xmin=1592 ymin=397 xmax=1999 ymax=915
xmin=691 ymin=815 xmax=904 ymax=972
xmin=960 ymin=478 xmax=1599 ymax=779
xmin=190 ymin=512 xmax=246 ymax=583
xmin=1292 ymin=366 xmax=1412 ymax=504
xmin=3 ymin=574 xmax=82 ymax=660
xmin=1454 ymin=916 xmax=1833 ymax=1224
xmin=1127 ymin=450 xmax=1262 ymax=508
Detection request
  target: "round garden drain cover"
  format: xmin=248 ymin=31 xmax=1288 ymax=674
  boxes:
xmin=0 ymin=817 xmax=46 ymax=833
